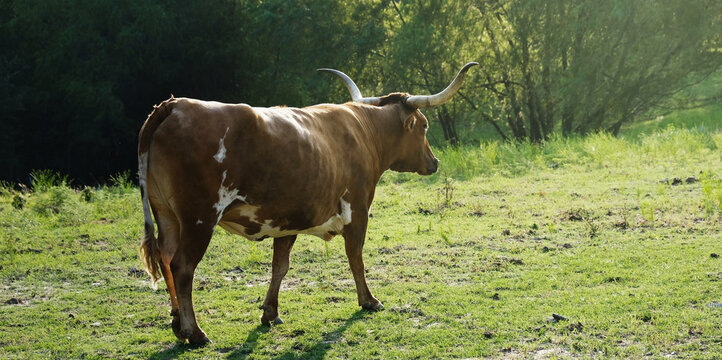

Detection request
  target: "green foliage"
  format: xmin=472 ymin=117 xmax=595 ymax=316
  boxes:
xmin=0 ymin=0 xmax=387 ymax=183
xmin=3 ymin=0 xmax=720 ymax=182
xmin=29 ymin=170 xmax=69 ymax=192
xmin=106 ymin=171 xmax=135 ymax=196
xmin=624 ymin=103 xmax=722 ymax=139
xmin=23 ymin=181 xmax=93 ymax=227
xmin=357 ymin=0 xmax=722 ymax=144
xmin=700 ymin=171 xmax=722 ymax=218
xmin=439 ymin=228 xmax=453 ymax=246
xmin=29 ymin=186 xmax=69 ymax=216
xmin=439 ymin=175 xmax=455 ymax=208
xmin=11 ymin=193 xmax=25 ymax=210
xmin=639 ymin=199 xmax=656 ymax=227
xmin=81 ymin=186 xmax=94 ymax=203
xmin=430 ymin=124 xmax=720 ymax=181
xmin=475 ymin=0 xmax=722 ymax=140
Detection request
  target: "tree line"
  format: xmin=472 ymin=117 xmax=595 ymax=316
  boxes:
xmin=1 ymin=0 xmax=720 ymax=183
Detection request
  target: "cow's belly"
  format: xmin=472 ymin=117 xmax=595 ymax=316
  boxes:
xmin=218 ymin=201 xmax=352 ymax=241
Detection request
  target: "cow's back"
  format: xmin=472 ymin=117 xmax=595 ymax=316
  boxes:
xmin=147 ymin=98 xmax=367 ymax=240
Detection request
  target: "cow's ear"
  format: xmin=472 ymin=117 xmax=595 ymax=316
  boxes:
xmin=403 ymin=114 xmax=416 ymax=131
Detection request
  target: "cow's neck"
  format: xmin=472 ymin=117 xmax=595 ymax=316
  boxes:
xmin=363 ymin=103 xmax=408 ymax=179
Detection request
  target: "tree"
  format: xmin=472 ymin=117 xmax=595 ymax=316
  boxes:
xmin=372 ymin=0 xmax=484 ymax=145
xmin=473 ymin=0 xmax=722 ymax=140
xmin=1 ymin=0 xmax=720 ymax=182
xmin=0 ymin=0 xmax=387 ymax=183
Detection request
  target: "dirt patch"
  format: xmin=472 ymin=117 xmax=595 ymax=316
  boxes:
xmin=4 ymin=297 xmax=26 ymax=305
xmin=545 ymin=313 xmax=568 ymax=323
xmin=566 ymin=322 xmax=584 ymax=332
xmin=18 ymin=248 xmax=43 ymax=254
xmin=563 ymin=208 xmax=589 ymax=221
xmin=418 ymin=206 xmax=434 ymax=215
xmin=491 ymin=347 xmax=577 ymax=360
xmin=325 ymin=296 xmax=344 ymax=303
xmin=378 ymin=247 xmax=394 ymax=255
xmin=127 ymin=267 xmax=146 ymax=278
xmin=390 ymin=304 xmax=425 ymax=317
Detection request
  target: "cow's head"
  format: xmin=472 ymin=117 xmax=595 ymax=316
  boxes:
xmin=373 ymin=95 xmax=437 ymax=175
xmin=319 ymin=62 xmax=477 ymax=176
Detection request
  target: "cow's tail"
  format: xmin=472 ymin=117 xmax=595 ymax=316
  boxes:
xmin=138 ymin=96 xmax=176 ymax=289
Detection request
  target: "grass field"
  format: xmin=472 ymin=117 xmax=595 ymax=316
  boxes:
xmin=1 ymin=107 xmax=721 ymax=359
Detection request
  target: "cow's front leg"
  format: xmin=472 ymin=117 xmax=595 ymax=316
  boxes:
xmin=261 ymin=235 xmax=296 ymax=325
xmin=343 ymin=217 xmax=384 ymax=311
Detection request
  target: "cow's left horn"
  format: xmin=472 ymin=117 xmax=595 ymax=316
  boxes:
xmin=318 ymin=68 xmax=381 ymax=106
xmin=405 ymin=62 xmax=478 ymax=108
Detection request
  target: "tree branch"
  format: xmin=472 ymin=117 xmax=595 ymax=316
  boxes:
xmin=390 ymin=0 xmax=406 ymax=25
xmin=457 ymin=90 xmax=510 ymax=141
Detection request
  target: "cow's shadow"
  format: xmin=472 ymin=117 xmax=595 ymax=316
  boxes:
xmin=224 ymin=323 xmax=271 ymax=359
xmin=227 ymin=310 xmax=371 ymax=359
xmin=149 ymin=343 xmax=188 ymax=360
xmin=148 ymin=310 xmax=370 ymax=359
xmin=149 ymin=324 xmax=271 ymax=360
xmin=148 ymin=337 xmax=216 ymax=360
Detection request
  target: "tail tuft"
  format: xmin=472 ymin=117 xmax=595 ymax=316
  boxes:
xmin=139 ymin=222 xmax=162 ymax=289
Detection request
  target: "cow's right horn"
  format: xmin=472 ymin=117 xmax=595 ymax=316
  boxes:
xmin=318 ymin=68 xmax=381 ymax=106
xmin=405 ymin=62 xmax=478 ymax=108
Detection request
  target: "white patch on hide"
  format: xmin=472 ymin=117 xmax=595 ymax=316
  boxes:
xmin=196 ymin=219 xmax=203 ymax=225
xmin=213 ymin=128 xmax=229 ymax=163
xmin=303 ymin=194 xmax=352 ymax=240
xmin=218 ymin=204 xmax=262 ymax=239
xmin=213 ymin=170 xmax=247 ymax=225
xmin=218 ymin=190 xmax=353 ymax=241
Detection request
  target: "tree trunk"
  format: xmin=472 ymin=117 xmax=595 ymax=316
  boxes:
xmin=436 ymin=108 xmax=458 ymax=145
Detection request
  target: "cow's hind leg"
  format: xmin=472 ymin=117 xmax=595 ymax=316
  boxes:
xmin=153 ymin=208 xmax=183 ymax=340
xmin=160 ymin=260 xmax=183 ymax=340
xmin=261 ymin=235 xmax=296 ymax=325
xmin=170 ymin=223 xmax=214 ymax=345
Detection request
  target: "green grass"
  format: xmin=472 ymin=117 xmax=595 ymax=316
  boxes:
xmin=1 ymin=109 xmax=721 ymax=359
xmin=621 ymin=103 xmax=722 ymax=140
xmin=418 ymin=124 xmax=722 ymax=182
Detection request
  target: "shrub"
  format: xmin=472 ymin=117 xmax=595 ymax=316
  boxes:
xmin=701 ymin=172 xmax=722 ymax=218
xmin=30 ymin=170 xmax=70 ymax=192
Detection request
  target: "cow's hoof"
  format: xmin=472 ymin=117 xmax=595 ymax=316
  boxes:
xmin=188 ymin=335 xmax=212 ymax=347
xmin=362 ymin=302 xmax=384 ymax=312
xmin=171 ymin=317 xmax=184 ymax=341
xmin=261 ymin=315 xmax=284 ymax=326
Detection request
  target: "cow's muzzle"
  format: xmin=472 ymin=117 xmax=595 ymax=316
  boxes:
xmin=426 ymin=158 xmax=439 ymax=175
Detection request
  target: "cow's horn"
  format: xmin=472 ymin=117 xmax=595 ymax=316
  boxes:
xmin=318 ymin=68 xmax=381 ymax=106
xmin=405 ymin=62 xmax=478 ymax=108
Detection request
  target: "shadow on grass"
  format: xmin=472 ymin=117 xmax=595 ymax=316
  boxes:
xmin=148 ymin=310 xmax=371 ymax=359
xmin=224 ymin=324 xmax=271 ymax=359
xmin=148 ymin=340 xmax=206 ymax=360
xmin=149 ymin=324 xmax=271 ymax=360
xmin=261 ymin=310 xmax=372 ymax=360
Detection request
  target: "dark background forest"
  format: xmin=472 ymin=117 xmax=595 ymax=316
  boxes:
xmin=1 ymin=0 xmax=720 ymax=184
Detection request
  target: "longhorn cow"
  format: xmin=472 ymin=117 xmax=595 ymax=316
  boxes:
xmin=138 ymin=62 xmax=477 ymax=344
